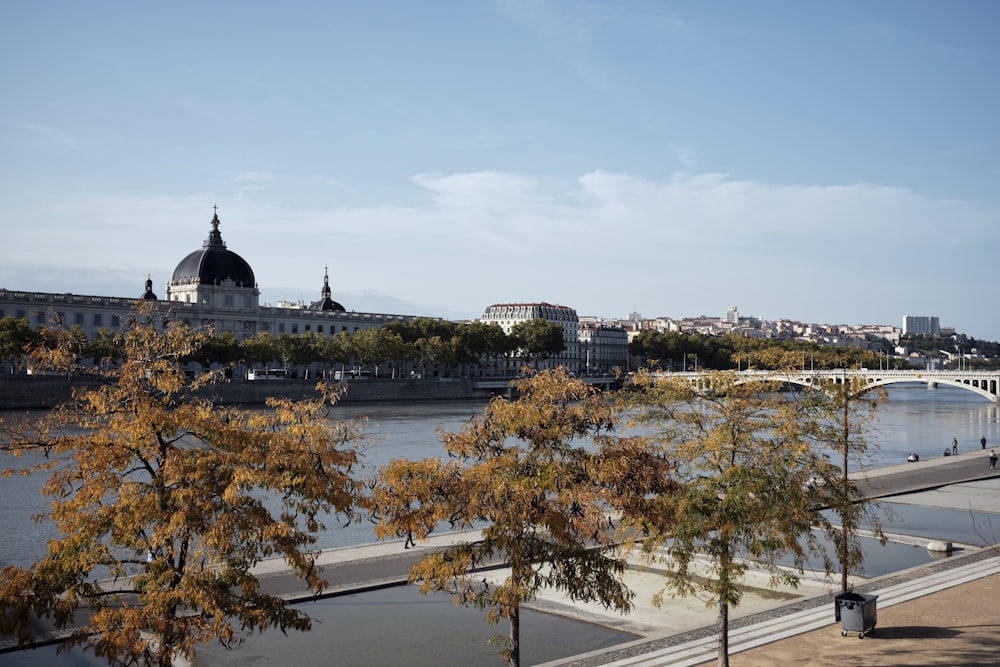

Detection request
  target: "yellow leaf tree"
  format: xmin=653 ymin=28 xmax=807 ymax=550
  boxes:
xmin=622 ymin=369 xmax=861 ymax=667
xmin=369 ymin=368 xmax=670 ymax=667
xmin=0 ymin=307 xmax=365 ymax=666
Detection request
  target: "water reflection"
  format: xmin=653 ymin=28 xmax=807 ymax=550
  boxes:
xmin=0 ymin=585 xmax=633 ymax=667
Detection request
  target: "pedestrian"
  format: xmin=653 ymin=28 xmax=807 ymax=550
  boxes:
xmin=982 ymin=435 xmax=987 ymax=450
xmin=990 ymin=450 xmax=997 ymax=470
xmin=952 ymin=437 xmax=958 ymax=455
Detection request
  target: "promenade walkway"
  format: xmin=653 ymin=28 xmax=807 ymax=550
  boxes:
xmin=532 ymin=448 xmax=1000 ymax=666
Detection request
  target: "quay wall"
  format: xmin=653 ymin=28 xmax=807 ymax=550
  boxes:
xmin=0 ymin=375 xmax=494 ymax=410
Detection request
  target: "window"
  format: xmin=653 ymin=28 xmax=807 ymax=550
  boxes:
xmin=317 ymin=325 xmax=324 ymax=333
xmin=278 ymin=323 xmax=286 ymax=333
xmin=291 ymin=324 xmax=298 ymax=334
xmin=111 ymin=315 xmax=121 ymax=327
xmin=224 ymin=295 xmax=233 ymax=307
xmin=93 ymin=314 xmax=103 ymax=327
xmin=74 ymin=313 xmax=84 ymax=326
xmin=36 ymin=311 xmax=46 ymax=324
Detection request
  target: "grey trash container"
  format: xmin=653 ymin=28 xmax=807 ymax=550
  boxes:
xmin=834 ymin=591 xmax=878 ymax=638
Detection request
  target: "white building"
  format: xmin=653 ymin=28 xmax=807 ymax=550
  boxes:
xmin=479 ymin=302 xmax=580 ymax=374
xmin=902 ymin=315 xmax=941 ymax=337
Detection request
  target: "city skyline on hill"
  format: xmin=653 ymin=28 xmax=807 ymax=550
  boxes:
xmin=1 ymin=2 xmax=998 ymax=340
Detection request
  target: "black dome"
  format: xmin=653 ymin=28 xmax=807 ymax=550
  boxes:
xmin=171 ymin=212 xmax=255 ymax=287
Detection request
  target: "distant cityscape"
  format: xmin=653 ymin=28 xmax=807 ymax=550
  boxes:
xmin=1 ymin=214 xmax=995 ymax=376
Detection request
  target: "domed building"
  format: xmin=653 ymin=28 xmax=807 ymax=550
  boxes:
xmin=166 ymin=209 xmax=259 ymax=310
xmin=0 ymin=209 xmax=420 ymax=345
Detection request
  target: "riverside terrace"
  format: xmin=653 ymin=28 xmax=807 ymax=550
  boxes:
xmin=4 ymin=448 xmax=1000 ymax=666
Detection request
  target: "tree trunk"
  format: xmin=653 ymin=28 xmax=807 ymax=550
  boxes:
xmin=841 ymin=382 xmax=850 ymax=591
xmin=717 ymin=596 xmax=729 ymax=667
xmin=508 ymin=604 xmax=520 ymax=667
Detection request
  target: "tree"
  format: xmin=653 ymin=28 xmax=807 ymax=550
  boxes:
xmin=509 ymin=319 xmax=564 ymax=368
xmin=30 ymin=323 xmax=89 ymax=376
xmin=620 ymin=369 xmax=856 ymax=667
xmin=805 ymin=374 xmax=886 ymax=591
xmin=240 ymin=331 xmax=280 ymax=370
xmin=0 ymin=306 xmax=366 ymax=666
xmin=316 ymin=330 xmax=353 ymax=378
xmin=82 ymin=328 xmax=126 ymax=370
xmin=186 ymin=330 xmax=240 ymax=370
xmin=0 ymin=316 xmax=38 ymax=372
xmin=351 ymin=327 xmax=413 ymax=378
xmin=369 ymin=368 xmax=646 ymax=667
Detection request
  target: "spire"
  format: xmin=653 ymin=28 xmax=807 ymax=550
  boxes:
xmin=314 ymin=265 xmax=345 ymax=312
xmin=142 ymin=273 xmax=158 ymax=300
xmin=204 ymin=205 xmax=225 ymax=248
xmin=322 ymin=265 xmax=332 ymax=300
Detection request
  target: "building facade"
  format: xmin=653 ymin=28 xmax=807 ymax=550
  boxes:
xmin=479 ymin=302 xmax=581 ymax=374
xmin=902 ymin=315 xmax=941 ymax=337
xmin=0 ymin=212 xmax=420 ymax=345
xmin=578 ymin=321 xmax=629 ymax=374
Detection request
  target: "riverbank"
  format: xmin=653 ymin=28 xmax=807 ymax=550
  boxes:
xmin=0 ymin=375 xmax=494 ymax=410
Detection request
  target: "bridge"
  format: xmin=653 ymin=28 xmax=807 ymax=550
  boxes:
xmin=669 ymin=369 xmax=1000 ymax=403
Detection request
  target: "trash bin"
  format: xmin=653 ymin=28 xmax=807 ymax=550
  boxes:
xmin=834 ymin=591 xmax=878 ymax=638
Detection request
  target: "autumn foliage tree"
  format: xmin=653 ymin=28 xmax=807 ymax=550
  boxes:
xmin=621 ymin=369 xmax=861 ymax=667
xmin=805 ymin=374 xmax=885 ymax=591
xmin=369 ymin=368 xmax=668 ymax=667
xmin=0 ymin=306 xmax=366 ymax=666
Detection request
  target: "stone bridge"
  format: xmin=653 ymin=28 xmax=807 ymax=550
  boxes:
xmin=671 ymin=369 xmax=1000 ymax=403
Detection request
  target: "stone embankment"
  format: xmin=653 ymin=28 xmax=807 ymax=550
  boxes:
xmin=0 ymin=375 xmax=492 ymax=410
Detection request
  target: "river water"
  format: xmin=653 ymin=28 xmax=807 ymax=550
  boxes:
xmin=1 ymin=384 xmax=999 ymax=665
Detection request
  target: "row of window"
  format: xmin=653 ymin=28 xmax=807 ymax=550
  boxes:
xmin=0 ymin=309 xmax=124 ymax=329
xmin=0 ymin=307 xmax=367 ymax=338
xmin=168 ymin=293 xmax=256 ymax=308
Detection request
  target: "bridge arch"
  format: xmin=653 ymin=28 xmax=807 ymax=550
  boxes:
xmin=676 ymin=370 xmax=1000 ymax=403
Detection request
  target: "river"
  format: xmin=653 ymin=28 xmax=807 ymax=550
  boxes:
xmin=1 ymin=384 xmax=998 ymax=665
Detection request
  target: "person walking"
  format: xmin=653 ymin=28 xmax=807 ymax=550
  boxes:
xmin=952 ymin=437 xmax=958 ymax=455
xmin=982 ymin=435 xmax=988 ymax=450
xmin=989 ymin=450 xmax=997 ymax=470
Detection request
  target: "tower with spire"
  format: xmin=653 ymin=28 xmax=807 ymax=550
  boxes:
xmin=310 ymin=266 xmax=346 ymax=312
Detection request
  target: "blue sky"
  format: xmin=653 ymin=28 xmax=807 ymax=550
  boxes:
xmin=2 ymin=1 xmax=998 ymax=340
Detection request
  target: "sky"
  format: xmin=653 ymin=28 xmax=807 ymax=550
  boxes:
xmin=1 ymin=1 xmax=998 ymax=340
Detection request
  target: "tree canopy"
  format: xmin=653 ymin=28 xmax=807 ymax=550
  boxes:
xmin=368 ymin=368 xmax=668 ymax=667
xmin=0 ymin=305 xmax=367 ymax=666
xmin=619 ymin=369 xmax=873 ymax=667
